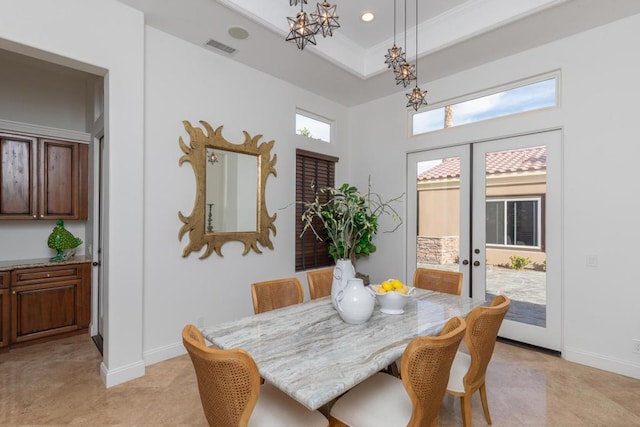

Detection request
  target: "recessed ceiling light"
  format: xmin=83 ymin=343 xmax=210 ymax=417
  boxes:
xmin=228 ymin=26 xmax=249 ymax=40
xmin=361 ymin=12 xmax=375 ymax=23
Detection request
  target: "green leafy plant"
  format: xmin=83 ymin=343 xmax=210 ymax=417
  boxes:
xmin=300 ymin=181 xmax=403 ymax=263
xmin=509 ymin=255 xmax=532 ymax=270
xmin=297 ymin=127 xmax=312 ymax=138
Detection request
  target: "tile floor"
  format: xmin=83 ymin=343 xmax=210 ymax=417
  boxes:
xmin=1 ymin=334 xmax=639 ymax=426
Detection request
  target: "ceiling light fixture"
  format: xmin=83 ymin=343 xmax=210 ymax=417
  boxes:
xmin=406 ymin=0 xmax=427 ymax=111
xmin=286 ymin=1 xmax=319 ymax=50
xmin=394 ymin=0 xmax=416 ymax=87
xmin=361 ymin=12 xmax=375 ymax=23
xmin=384 ymin=0 xmax=404 ymax=70
xmin=312 ymin=1 xmax=340 ymax=37
xmin=286 ymin=1 xmax=339 ymax=51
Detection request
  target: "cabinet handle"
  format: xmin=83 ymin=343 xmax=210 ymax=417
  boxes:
xmin=12 ymin=291 xmax=16 ymax=295
xmin=33 ymin=215 xmax=37 ymax=218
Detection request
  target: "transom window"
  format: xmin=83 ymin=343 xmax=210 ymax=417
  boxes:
xmin=296 ymin=110 xmax=332 ymax=143
xmin=486 ymin=197 xmax=542 ymax=248
xmin=412 ymin=75 xmax=558 ymax=135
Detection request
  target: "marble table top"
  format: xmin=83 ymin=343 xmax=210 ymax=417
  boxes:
xmin=201 ymin=289 xmax=485 ymax=411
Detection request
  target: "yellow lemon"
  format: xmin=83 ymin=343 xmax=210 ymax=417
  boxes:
xmin=392 ymin=279 xmax=404 ymax=289
xmin=397 ymin=287 xmax=408 ymax=295
xmin=382 ymin=281 xmax=393 ymax=291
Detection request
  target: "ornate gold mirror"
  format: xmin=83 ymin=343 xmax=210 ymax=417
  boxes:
xmin=178 ymin=120 xmax=277 ymax=258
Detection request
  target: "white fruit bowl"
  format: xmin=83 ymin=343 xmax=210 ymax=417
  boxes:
xmin=370 ymin=285 xmax=415 ymax=314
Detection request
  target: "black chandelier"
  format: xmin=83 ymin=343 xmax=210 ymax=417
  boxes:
xmin=394 ymin=0 xmax=416 ymax=88
xmin=384 ymin=0 xmax=405 ymax=70
xmin=406 ymin=0 xmax=427 ymax=110
xmin=286 ymin=1 xmax=340 ymax=50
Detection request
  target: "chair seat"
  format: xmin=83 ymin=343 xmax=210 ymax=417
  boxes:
xmin=329 ymin=373 xmax=412 ymax=427
xmin=250 ymin=382 xmax=328 ymax=427
xmin=446 ymin=351 xmax=471 ymax=393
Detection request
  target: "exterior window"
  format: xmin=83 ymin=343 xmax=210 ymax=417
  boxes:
xmin=486 ymin=198 xmax=541 ymax=248
xmin=413 ymin=76 xmax=557 ymax=135
xmin=296 ymin=149 xmax=338 ymax=271
xmin=296 ymin=111 xmax=332 ymax=143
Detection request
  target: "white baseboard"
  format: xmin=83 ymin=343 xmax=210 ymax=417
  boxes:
xmin=143 ymin=341 xmax=187 ymax=366
xmin=564 ymin=346 xmax=640 ymax=379
xmin=96 ymin=343 xmax=185 ymax=388
xmin=100 ymin=359 xmax=146 ymax=388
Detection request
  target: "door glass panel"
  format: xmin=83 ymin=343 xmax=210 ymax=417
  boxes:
xmin=484 ymin=146 xmax=547 ymax=327
xmin=416 ymin=157 xmax=461 ymax=274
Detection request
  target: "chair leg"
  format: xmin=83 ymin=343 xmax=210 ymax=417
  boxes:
xmin=328 ymin=415 xmax=350 ymax=427
xmin=479 ymin=383 xmax=492 ymax=425
xmin=460 ymin=395 xmax=472 ymax=427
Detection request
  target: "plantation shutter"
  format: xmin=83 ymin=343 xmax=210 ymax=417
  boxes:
xmin=295 ymin=149 xmax=338 ymax=271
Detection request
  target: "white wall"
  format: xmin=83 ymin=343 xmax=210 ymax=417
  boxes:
xmin=0 ymin=0 xmax=145 ymax=387
xmin=350 ymin=14 xmax=640 ymax=379
xmin=0 ymin=53 xmax=88 ymax=131
xmin=0 ymin=52 xmax=90 ymax=260
xmin=142 ymin=27 xmax=350 ymax=363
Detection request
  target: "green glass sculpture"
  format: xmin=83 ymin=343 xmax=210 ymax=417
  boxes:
xmin=47 ymin=219 xmax=83 ymax=262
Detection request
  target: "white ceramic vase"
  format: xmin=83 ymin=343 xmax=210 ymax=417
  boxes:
xmin=335 ymin=278 xmax=376 ymax=324
xmin=332 ymin=259 xmax=355 ymax=309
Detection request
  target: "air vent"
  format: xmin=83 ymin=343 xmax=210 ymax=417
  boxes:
xmin=205 ymin=39 xmax=237 ymax=55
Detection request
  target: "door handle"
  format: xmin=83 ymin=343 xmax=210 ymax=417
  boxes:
xmin=92 ymin=261 xmax=101 ymax=266
xmin=461 ymin=259 xmax=469 ymax=265
xmin=473 ymin=261 xmax=480 ymax=267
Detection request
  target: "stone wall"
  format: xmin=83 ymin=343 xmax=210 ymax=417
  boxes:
xmin=417 ymin=236 xmax=459 ymax=265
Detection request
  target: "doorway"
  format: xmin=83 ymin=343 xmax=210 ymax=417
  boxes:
xmin=91 ymin=135 xmax=105 ymax=353
xmin=407 ymin=130 xmax=562 ymax=351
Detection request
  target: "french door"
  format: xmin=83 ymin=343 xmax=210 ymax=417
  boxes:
xmin=407 ymin=131 xmax=562 ymax=351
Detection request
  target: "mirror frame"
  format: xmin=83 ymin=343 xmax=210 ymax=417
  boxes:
xmin=178 ymin=120 xmax=277 ymax=258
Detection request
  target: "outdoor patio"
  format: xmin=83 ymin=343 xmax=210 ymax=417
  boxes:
xmin=418 ymin=263 xmax=547 ymax=327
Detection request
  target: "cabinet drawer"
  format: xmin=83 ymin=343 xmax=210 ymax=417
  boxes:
xmin=11 ymin=265 xmax=83 ymax=286
xmin=0 ymin=272 xmax=9 ymax=289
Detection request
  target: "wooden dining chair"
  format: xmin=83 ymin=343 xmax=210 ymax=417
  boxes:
xmin=413 ymin=267 xmax=463 ymax=296
xmin=328 ymin=316 xmax=467 ymax=427
xmin=182 ymin=325 xmax=328 ymax=427
xmin=306 ymin=268 xmax=334 ymax=299
xmin=446 ymin=295 xmax=511 ymax=427
xmin=250 ymin=277 xmax=304 ymax=314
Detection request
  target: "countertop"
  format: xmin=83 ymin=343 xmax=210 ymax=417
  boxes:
xmin=0 ymin=255 xmax=92 ymax=272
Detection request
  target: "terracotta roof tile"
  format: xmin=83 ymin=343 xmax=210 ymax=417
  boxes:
xmin=418 ymin=146 xmax=546 ymax=181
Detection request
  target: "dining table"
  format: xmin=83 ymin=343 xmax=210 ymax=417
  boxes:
xmin=201 ymin=288 xmax=485 ymax=411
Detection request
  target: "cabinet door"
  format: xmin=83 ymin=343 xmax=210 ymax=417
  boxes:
xmin=40 ymin=139 xmax=88 ymax=220
xmin=0 ymin=289 xmax=9 ymax=348
xmin=0 ymin=271 xmax=9 ymax=289
xmin=0 ymin=133 xmax=37 ymax=218
xmin=11 ymin=279 xmax=82 ymax=343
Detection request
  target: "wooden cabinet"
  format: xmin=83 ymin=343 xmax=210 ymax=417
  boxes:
xmin=0 ymin=133 xmax=37 ymax=218
xmin=0 ymin=133 xmax=88 ymax=220
xmin=9 ymin=262 xmax=90 ymax=345
xmin=0 ymin=272 xmax=9 ymax=349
